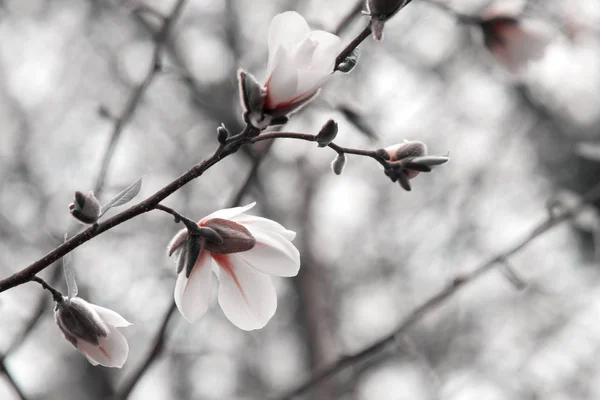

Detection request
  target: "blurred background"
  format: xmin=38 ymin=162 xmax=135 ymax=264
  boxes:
xmin=1 ymin=0 xmax=600 ymax=399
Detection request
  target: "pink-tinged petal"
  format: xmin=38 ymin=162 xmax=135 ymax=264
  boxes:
xmin=199 ymin=203 xmax=256 ymax=225
xmin=89 ymin=304 xmax=132 ymax=328
xmin=268 ymin=11 xmax=310 ymax=75
xmin=167 ymin=228 xmax=188 ymax=257
xmin=213 ymin=253 xmax=277 ymax=331
xmin=265 ymin=48 xmax=300 ymax=109
xmin=232 ymin=214 xmax=296 ymax=241
xmin=77 ymin=325 xmax=129 ymax=368
xmin=236 ymin=230 xmax=300 ymax=277
xmin=174 ymin=250 xmax=213 ymax=323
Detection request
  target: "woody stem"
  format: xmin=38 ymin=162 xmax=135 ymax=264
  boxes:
xmin=31 ymin=276 xmax=63 ymax=303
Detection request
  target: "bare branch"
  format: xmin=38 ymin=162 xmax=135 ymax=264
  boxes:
xmin=93 ymin=0 xmax=187 ymax=197
xmin=276 ymin=180 xmax=600 ymax=400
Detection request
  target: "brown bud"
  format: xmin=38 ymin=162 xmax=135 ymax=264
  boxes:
xmin=331 ymin=154 xmax=346 ymax=175
xmin=203 ymin=218 xmax=256 ymax=254
xmin=316 ymin=120 xmax=338 ymax=147
xmin=69 ymin=191 xmax=101 ymax=224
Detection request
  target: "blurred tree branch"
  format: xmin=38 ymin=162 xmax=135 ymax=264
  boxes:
xmin=93 ymin=0 xmax=187 ymax=197
xmin=276 ymin=179 xmax=600 ymax=399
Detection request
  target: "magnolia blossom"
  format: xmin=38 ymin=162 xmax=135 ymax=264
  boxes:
xmin=246 ymin=11 xmax=342 ymax=128
xmin=168 ymin=203 xmax=300 ymax=331
xmin=480 ymin=16 xmax=553 ymax=72
xmin=54 ymin=297 xmax=131 ymax=368
xmin=384 ymin=141 xmax=428 ymax=180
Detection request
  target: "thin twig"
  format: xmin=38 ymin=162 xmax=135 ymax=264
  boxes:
xmin=0 ymin=141 xmax=229 ymax=293
xmin=276 ymin=180 xmax=600 ymax=399
xmin=334 ymin=0 xmax=364 ymax=35
xmin=93 ymin=0 xmax=187 ymax=197
xmin=335 ymin=24 xmax=372 ymax=70
xmin=116 ymin=301 xmax=178 ymax=400
xmin=30 ymin=276 xmax=63 ymax=303
xmin=248 ymin=131 xmax=389 ymax=167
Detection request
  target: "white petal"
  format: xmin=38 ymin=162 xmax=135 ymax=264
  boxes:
xmin=265 ymin=48 xmax=300 ymax=109
xmin=174 ymin=250 xmax=213 ymax=323
xmin=231 ymin=214 xmax=296 ymax=241
xmin=307 ymin=30 xmax=342 ymax=73
xmin=268 ymin=11 xmax=310 ymax=75
xmin=77 ymin=325 xmax=129 ymax=368
xmin=213 ymin=254 xmax=277 ymax=331
xmin=89 ymin=304 xmax=132 ymax=328
xmin=199 ymin=203 xmax=256 ymax=224
xmin=237 ymin=230 xmax=300 ymax=277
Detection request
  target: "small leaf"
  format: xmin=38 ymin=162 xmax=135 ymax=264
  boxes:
xmin=337 ymin=49 xmax=359 ymax=73
xmin=410 ymin=156 xmax=449 ymax=166
xmin=403 ymin=161 xmax=432 ymax=172
xmin=62 ymin=233 xmax=77 ymax=300
xmin=99 ymin=177 xmax=143 ymax=217
xmin=397 ymin=172 xmax=412 ymax=191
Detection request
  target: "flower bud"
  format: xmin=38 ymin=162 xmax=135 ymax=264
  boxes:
xmin=367 ymin=0 xmax=412 ymax=40
xmin=55 ymin=298 xmax=107 ymax=347
xmin=238 ymin=69 xmax=266 ymax=114
xmin=384 ymin=141 xmax=427 ymax=161
xmin=367 ymin=0 xmax=412 ymax=21
xmin=217 ymin=124 xmax=229 ymax=144
xmin=316 ymin=120 xmax=338 ymax=147
xmin=331 ymin=153 xmax=346 ymax=175
xmin=202 ymin=218 xmax=256 ymax=254
xmin=69 ymin=191 xmax=101 ymax=224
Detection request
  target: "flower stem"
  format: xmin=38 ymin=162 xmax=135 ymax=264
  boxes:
xmin=248 ymin=131 xmax=389 ymax=168
xmin=30 ymin=276 xmax=63 ymax=303
xmin=335 ymin=24 xmax=372 ymax=70
xmin=155 ymin=204 xmax=223 ymax=243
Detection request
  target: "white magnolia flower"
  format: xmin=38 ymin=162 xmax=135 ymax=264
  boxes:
xmin=263 ymin=11 xmax=342 ymax=115
xmin=480 ymin=15 xmax=553 ymax=72
xmin=168 ymin=203 xmax=300 ymax=331
xmin=54 ymin=297 xmax=131 ymax=368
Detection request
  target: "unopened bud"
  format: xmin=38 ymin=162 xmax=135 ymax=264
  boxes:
xmin=203 ymin=218 xmax=256 ymax=254
xmin=54 ymin=298 xmax=108 ymax=347
xmin=238 ymin=69 xmax=266 ymax=115
xmin=384 ymin=140 xmax=427 ymax=161
xmin=69 ymin=191 xmax=101 ymax=224
xmin=217 ymin=124 xmax=229 ymax=144
xmin=331 ymin=153 xmax=346 ymax=175
xmin=367 ymin=0 xmax=412 ymax=21
xmin=316 ymin=120 xmax=338 ymax=147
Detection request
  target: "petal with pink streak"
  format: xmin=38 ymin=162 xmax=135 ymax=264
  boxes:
xmin=265 ymin=48 xmax=299 ymax=109
xmin=213 ymin=254 xmax=277 ymax=331
xmin=77 ymin=325 xmax=129 ymax=368
xmin=174 ymin=250 xmax=213 ymax=323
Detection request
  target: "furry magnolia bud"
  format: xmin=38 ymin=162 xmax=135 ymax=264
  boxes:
xmin=217 ymin=124 xmax=229 ymax=144
xmin=367 ymin=0 xmax=412 ymax=40
xmin=367 ymin=0 xmax=412 ymax=20
xmin=69 ymin=191 xmax=101 ymax=224
xmin=316 ymin=120 xmax=338 ymax=147
xmin=331 ymin=153 xmax=346 ymax=175
xmin=55 ymin=298 xmax=108 ymax=347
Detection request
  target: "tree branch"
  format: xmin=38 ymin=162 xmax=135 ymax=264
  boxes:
xmin=276 ymin=180 xmax=600 ymax=399
xmin=93 ymin=0 xmax=187 ymax=197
